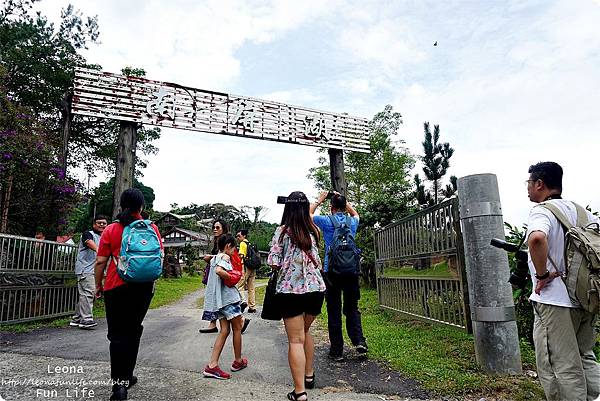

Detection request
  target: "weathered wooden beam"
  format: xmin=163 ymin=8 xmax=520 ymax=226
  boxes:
xmin=112 ymin=121 xmax=137 ymax=219
xmin=59 ymin=92 xmax=72 ymax=175
xmin=328 ymin=148 xmax=347 ymax=196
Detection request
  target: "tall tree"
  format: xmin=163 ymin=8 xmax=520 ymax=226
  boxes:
xmin=419 ymin=122 xmax=454 ymax=204
xmin=0 ymin=65 xmax=78 ymax=237
xmin=0 ymin=1 xmax=160 ymax=177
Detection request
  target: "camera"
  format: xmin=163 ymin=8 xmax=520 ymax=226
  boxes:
xmin=325 ymin=191 xmax=335 ymax=200
xmin=490 ymin=238 xmax=529 ymax=289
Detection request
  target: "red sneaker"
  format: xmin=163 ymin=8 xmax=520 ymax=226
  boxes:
xmin=203 ymin=365 xmax=231 ymax=379
xmin=231 ymin=358 xmax=248 ymax=372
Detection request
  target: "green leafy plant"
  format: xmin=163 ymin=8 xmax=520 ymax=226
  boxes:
xmin=504 ymin=221 xmax=534 ymax=345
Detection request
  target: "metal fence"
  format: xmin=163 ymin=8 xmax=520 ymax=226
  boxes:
xmin=0 ymin=234 xmax=78 ymax=324
xmin=374 ymin=198 xmax=472 ymax=331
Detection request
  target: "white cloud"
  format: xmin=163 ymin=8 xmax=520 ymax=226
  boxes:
xmin=338 ymin=19 xmax=426 ymax=73
xmin=259 ymin=89 xmax=321 ymax=106
xmin=392 ymin=0 xmax=600 ymax=225
xmin=34 ymin=0 xmax=600 ymax=227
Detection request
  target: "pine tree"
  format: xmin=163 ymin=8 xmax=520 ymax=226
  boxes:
xmin=441 ymin=175 xmax=458 ymax=199
xmin=421 ymin=122 xmax=454 ymax=204
xmin=414 ymin=174 xmax=433 ymax=207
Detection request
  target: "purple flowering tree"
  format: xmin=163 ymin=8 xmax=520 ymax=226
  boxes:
xmin=0 ymin=66 xmax=79 ymax=237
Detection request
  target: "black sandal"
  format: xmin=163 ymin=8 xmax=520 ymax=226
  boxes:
xmin=287 ymin=390 xmax=307 ymax=401
xmin=304 ymin=374 xmax=315 ymax=389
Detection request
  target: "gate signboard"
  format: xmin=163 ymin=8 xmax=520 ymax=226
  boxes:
xmin=72 ymin=68 xmax=370 ymax=153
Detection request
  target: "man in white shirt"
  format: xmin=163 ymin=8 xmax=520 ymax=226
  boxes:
xmin=526 ymin=161 xmax=600 ymax=401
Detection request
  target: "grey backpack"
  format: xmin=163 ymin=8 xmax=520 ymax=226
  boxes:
xmin=539 ymin=202 xmax=600 ymax=314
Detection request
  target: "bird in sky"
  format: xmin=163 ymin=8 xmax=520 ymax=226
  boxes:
xmin=434 ymin=41 xmax=438 ymax=46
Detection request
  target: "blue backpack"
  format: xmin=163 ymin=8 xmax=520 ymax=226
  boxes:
xmin=114 ymin=219 xmax=163 ymax=282
xmin=328 ymin=215 xmax=361 ymax=275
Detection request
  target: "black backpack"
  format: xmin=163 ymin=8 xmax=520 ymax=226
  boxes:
xmin=328 ymin=215 xmax=360 ymax=275
xmin=244 ymin=240 xmax=261 ymax=270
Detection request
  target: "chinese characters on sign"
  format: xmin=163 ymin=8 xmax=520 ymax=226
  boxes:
xmin=72 ymin=68 xmax=370 ymax=153
xmin=146 ymin=87 xmax=175 ymax=120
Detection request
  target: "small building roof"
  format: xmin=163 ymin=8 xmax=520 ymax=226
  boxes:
xmin=162 ymin=226 xmax=211 ymax=249
xmin=155 ymin=212 xmax=198 ymax=224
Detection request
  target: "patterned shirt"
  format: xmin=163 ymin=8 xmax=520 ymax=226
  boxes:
xmin=267 ymin=226 xmax=326 ymax=294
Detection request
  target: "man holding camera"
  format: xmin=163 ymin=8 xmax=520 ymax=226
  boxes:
xmin=310 ymin=190 xmax=367 ymax=362
xmin=525 ymin=162 xmax=599 ymax=400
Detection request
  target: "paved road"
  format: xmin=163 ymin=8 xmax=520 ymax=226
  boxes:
xmin=0 ymin=288 xmax=430 ymax=401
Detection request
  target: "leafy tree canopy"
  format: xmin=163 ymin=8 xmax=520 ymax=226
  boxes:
xmin=0 ymin=1 xmax=160 ymax=177
xmin=0 ymin=1 xmax=162 ymax=236
xmin=0 ymin=64 xmax=78 ymax=237
xmin=73 ymin=177 xmax=155 ymax=232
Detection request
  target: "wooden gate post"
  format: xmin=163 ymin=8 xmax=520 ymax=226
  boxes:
xmin=457 ymin=174 xmax=522 ymax=374
xmin=59 ymin=92 xmax=72 ymax=175
xmin=112 ymin=121 xmax=138 ymax=219
xmin=328 ymin=148 xmax=347 ymax=196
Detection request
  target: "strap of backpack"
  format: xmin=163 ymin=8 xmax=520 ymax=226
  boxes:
xmin=538 ymin=201 xmax=589 ymax=229
xmin=538 ymin=202 xmax=573 ymax=230
xmin=329 ymin=215 xmax=340 ymax=229
xmin=573 ymin=203 xmax=589 ymax=227
xmin=345 ymin=215 xmax=351 ymax=229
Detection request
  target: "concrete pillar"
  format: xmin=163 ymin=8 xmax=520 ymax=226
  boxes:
xmin=457 ymin=173 xmax=522 ymax=374
xmin=328 ymin=148 xmax=347 ymax=197
xmin=112 ymin=121 xmax=137 ymax=219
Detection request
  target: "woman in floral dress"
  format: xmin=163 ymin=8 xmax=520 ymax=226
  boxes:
xmin=268 ymin=191 xmax=326 ymax=401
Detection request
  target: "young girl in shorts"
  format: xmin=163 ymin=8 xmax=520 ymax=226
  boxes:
xmin=202 ymin=234 xmax=248 ymax=379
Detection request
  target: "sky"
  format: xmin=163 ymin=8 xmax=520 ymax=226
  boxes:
xmin=37 ymin=0 xmax=600 ymax=226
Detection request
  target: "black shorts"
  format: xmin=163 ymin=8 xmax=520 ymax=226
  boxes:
xmin=276 ymin=292 xmax=325 ymax=318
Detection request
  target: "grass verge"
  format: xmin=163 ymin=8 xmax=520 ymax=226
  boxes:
xmin=383 ymin=261 xmax=454 ymax=278
xmin=318 ymin=287 xmax=545 ymax=401
xmin=0 ymin=273 xmax=203 ymax=333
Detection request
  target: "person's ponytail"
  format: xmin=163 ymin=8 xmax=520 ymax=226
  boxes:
xmin=116 ymin=207 xmax=136 ymax=226
xmin=116 ymin=189 xmax=145 ymax=226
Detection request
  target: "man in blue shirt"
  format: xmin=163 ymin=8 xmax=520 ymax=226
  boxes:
xmin=310 ymin=191 xmax=367 ymax=361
